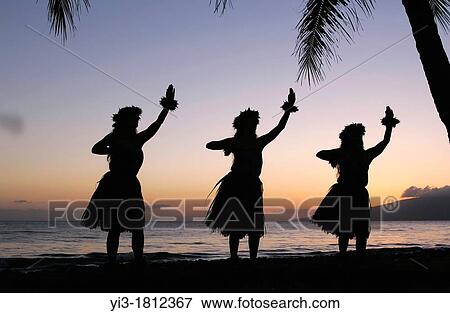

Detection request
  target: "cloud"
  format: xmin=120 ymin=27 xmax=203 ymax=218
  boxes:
xmin=401 ymin=185 xmax=450 ymax=198
xmin=14 ymin=200 xmax=30 ymax=204
xmin=0 ymin=113 xmax=24 ymax=134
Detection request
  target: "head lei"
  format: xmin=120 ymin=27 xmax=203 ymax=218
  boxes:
xmin=339 ymin=123 xmax=366 ymax=141
xmin=232 ymin=108 xmax=260 ymax=131
xmin=112 ymin=106 xmax=142 ymax=128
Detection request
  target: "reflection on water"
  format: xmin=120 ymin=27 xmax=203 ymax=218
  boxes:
xmin=0 ymin=221 xmax=449 ymax=258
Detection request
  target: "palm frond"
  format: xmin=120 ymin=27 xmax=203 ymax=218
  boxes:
xmin=210 ymin=0 xmax=233 ymax=14
xmin=295 ymin=0 xmax=375 ymax=85
xmin=47 ymin=0 xmax=90 ymax=41
xmin=429 ymin=0 xmax=450 ymax=32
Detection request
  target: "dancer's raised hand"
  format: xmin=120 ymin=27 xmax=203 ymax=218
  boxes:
xmin=381 ymin=106 xmax=400 ymax=128
xmin=160 ymin=84 xmax=179 ymax=111
xmin=281 ymin=88 xmax=298 ymax=113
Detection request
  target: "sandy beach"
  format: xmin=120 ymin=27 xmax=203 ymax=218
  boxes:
xmin=0 ymin=247 xmax=449 ymax=292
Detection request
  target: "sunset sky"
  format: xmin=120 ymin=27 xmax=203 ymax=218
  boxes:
xmin=1 ymin=0 xmax=449 ymax=217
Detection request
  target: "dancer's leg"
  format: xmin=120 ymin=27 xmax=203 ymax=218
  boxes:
xmin=107 ymin=230 xmax=121 ymax=262
xmin=229 ymin=234 xmax=240 ymax=259
xmin=248 ymin=234 xmax=260 ymax=260
xmin=338 ymin=234 xmax=350 ymax=253
xmin=131 ymin=229 xmax=144 ymax=260
xmin=356 ymin=236 xmax=367 ymax=254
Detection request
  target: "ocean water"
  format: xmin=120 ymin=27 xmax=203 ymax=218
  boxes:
xmin=0 ymin=221 xmax=449 ymax=259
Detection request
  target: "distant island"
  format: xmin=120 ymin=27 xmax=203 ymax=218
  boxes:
xmin=2 ymin=185 xmax=449 ymax=222
xmin=372 ymin=186 xmax=450 ymax=221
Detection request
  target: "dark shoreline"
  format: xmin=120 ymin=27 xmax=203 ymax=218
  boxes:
xmin=0 ymin=247 xmax=449 ymax=292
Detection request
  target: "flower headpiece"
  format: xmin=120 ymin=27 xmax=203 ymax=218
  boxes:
xmin=112 ymin=106 xmax=142 ymax=127
xmin=339 ymin=123 xmax=366 ymax=141
xmin=233 ymin=108 xmax=260 ymax=130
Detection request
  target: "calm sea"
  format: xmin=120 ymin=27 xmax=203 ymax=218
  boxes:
xmin=0 ymin=221 xmax=449 ymax=259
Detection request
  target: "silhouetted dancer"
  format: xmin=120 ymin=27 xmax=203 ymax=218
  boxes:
xmin=205 ymin=88 xmax=298 ymax=260
xmin=312 ymin=106 xmax=399 ymax=255
xmin=81 ymin=85 xmax=179 ymax=265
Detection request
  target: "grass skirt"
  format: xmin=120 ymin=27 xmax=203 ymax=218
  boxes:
xmin=312 ymin=183 xmax=370 ymax=239
xmin=81 ymin=171 xmax=145 ymax=232
xmin=205 ymin=172 xmax=264 ymax=239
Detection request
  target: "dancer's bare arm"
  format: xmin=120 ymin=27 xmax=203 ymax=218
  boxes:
xmin=137 ymin=109 xmax=169 ymax=144
xmin=92 ymin=134 xmax=112 ymax=155
xmin=258 ymin=88 xmax=298 ymax=148
xmin=206 ymin=138 xmax=234 ymax=150
xmin=367 ymin=106 xmax=399 ymax=161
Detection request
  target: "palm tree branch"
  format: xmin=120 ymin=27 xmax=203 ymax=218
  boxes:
xmin=295 ymin=0 xmax=375 ymax=85
xmin=429 ymin=0 xmax=450 ymax=32
xmin=210 ymin=0 xmax=233 ymax=14
xmin=47 ymin=0 xmax=90 ymax=41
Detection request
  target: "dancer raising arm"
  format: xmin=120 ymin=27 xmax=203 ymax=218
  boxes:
xmin=82 ymin=85 xmax=179 ymax=266
xmin=205 ymin=88 xmax=298 ymax=260
xmin=312 ymin=106 xmax=399 ymax=255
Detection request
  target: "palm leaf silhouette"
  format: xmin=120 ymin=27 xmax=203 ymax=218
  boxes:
xmin=47 ymin=0 xmax=90 ymax=42
xmin=210 ymin=0 xmax=233 ymax=14
xmin=295 ymin=0 xmax=375 ymax=86
xmin=296 ymin=0 xmax=450 ymax=85
xmin=429 ymin=0 xmax=450 ymax=32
